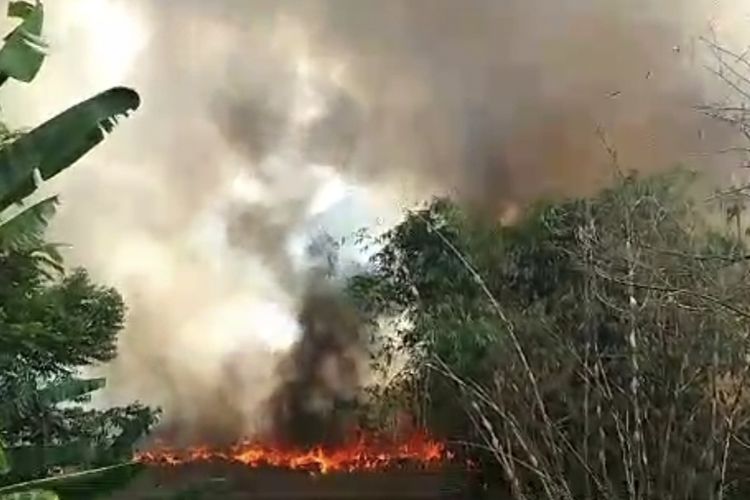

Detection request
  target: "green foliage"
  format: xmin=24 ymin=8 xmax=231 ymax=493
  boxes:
xmin=0 ymin=255 xmax=156 ymax=486
xmin=0 ymin=265 xmax=124 ymax=376
xmin=0 ymin=258 xmax=155 ymax=485
xmin=0 ymin=490 xmax=59 ymax=500
xmin=0 ymin=0 xmax=140 ymax=260
xmin=0 ymin=448 xmax=8 ymax=476
xmin=0 ymin=4 xmax=153 ymax=494
xmin=0 ymin=463 xmax=143 ymax=500
xmin=2 ymin=403 xmax=155 ymax=476
xmin=0 ymin=86 xmax=141 ymax=212
xmin=0 ymin=197 xmax=57 ymax=254
xmin=351 ymin=170 xmax=750 ymax=499
xmin=36 ymin=379 xmax=105 ymax=408
xmin=0 ymin=212 xmax=153 ymax=494
xmin=0 ymin=1 xmax=46 ymax=85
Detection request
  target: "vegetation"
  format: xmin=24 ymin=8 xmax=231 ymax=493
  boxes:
xmin=0 ymin=258 xmax=156 ymax=486
xmin=0 ymin=0 xmax=140 ymax=256
xmin=349 ymin=169 xmax=750 ymax=500
xmin=0 ymin=1 xmax=154 ymax=498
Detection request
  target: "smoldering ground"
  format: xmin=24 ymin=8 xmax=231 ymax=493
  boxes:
xmin=7 ymin=0 xmax=748 ymax=444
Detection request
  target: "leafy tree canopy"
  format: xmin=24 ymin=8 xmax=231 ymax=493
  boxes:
xmin=349 ymin=170 xmax=750 ymax=498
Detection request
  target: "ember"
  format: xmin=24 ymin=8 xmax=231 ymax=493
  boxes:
xmin=135 ymin=432 xmax=451 ymax=474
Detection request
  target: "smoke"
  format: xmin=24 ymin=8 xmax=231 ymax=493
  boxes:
xmin=266 ymin=290 xmax=366 ymax=447
xmin=3 ymin=0 xmax=749 ymax=442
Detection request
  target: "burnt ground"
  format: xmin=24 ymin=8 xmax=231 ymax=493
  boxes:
xmin=104 ymin=463 xmax=492 ymax=499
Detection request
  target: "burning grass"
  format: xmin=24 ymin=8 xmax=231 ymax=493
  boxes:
xmin=135 ymin=431 xmax=451 ymax=474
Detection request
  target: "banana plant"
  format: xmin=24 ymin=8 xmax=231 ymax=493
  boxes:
xmin=0 ymin=462 xmax=142 ymax=500
xmin=1 ymin=377 xmax=105 ymax=478
xmin=0 ymin=377 xmax=147 ymax=500
xmin=0 ymin=1 xmax=145 ymax=497
xmin=0 ymin=0 xmax=141 ymax=255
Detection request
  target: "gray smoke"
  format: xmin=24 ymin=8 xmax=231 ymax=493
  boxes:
xmin=4 ymin=0 xmax=748 ymax=442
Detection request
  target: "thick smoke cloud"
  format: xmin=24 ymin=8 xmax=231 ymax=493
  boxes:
xmin=5 ymin=0 xmax=747 ymax=442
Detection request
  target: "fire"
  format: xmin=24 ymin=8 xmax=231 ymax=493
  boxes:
xmin=135 ymin=431 xmax=450 ymax=474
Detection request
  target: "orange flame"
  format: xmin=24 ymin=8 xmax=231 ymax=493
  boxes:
xmin=135 ymin=431 xmax=451 ymax=474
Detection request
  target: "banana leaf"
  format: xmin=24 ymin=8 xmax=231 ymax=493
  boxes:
xmin=0 ymin=490 xmax=59 ymax=500
xmin=0 ymin=448 xmax=9 ymax=476
xmin=0 ymin=377 xmax=105 ymax=427
xmin=36 ymin=378 xmax=105 ymax=407
xmin=0 ymin=1 xmax=47 ymax=85
xmin=0 ymin=87 xmax=141 ymax=210
xmin=0 ymin=463 xmax=143 ymax=500
xmin=5 ymin=441 xmax=99 ymax=478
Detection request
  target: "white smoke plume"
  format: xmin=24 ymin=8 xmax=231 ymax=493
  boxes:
xmin=2 ymin=0 xmax=749 ymax=440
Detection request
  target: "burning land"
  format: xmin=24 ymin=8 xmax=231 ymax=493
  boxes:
xmin=7 ymin=1 xmax=750 ymax=500
xmin=128 ymin=292 xmax=460 ymax=491
xmin=125 ymin=435 xmax=463 ymax=499
xmin=135 ymin=432 xmax=448 ymax=474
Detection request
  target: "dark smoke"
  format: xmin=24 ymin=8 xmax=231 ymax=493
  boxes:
xmin=265 ymin=290 xmax=365 ymax=447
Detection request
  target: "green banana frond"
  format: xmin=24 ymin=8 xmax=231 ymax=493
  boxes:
xmin=0 ymin=448 xmax=9 ymax=476
xmin=0 ymin=377 xmax=105 ymax=425
xmin=0 ymin=463 xmax=141 ymax=500
xmin=36 ymin=378 xmax=105 ymax=407
xmin=0 ymin=1 xmax=47 ymax=86
xmin=0 ymin=490 xmax=59 ymax=500
xmin=5 ymin=441 xmax=98 ymax=478
xmin=0 ymin=87 xmax=141 ymax=210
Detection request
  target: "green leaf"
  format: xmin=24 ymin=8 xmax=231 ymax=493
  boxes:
xmin=8 ymin=2 xmax=36 ymax=19
xmin=0 ymin=195 xmax=57 ymax=253
xmin=0 ymin=87 xmax=141 ymax=209
xmin=0 ymin=1 xmax=46 ymax=84
xmin=0 ymin=463 xmax=143 ymax=500
xmin=0 ymin=447 xmax=10 ymax=475
xmin=30 ymin=242 xmax=67 ymax=280
xmin=6 ymin=441 xmax=98 ymax=477
xmin=0 ymin=490 xmax=59 ymax=500
xmin=37 ymin=377 xmax=105 ymax=406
